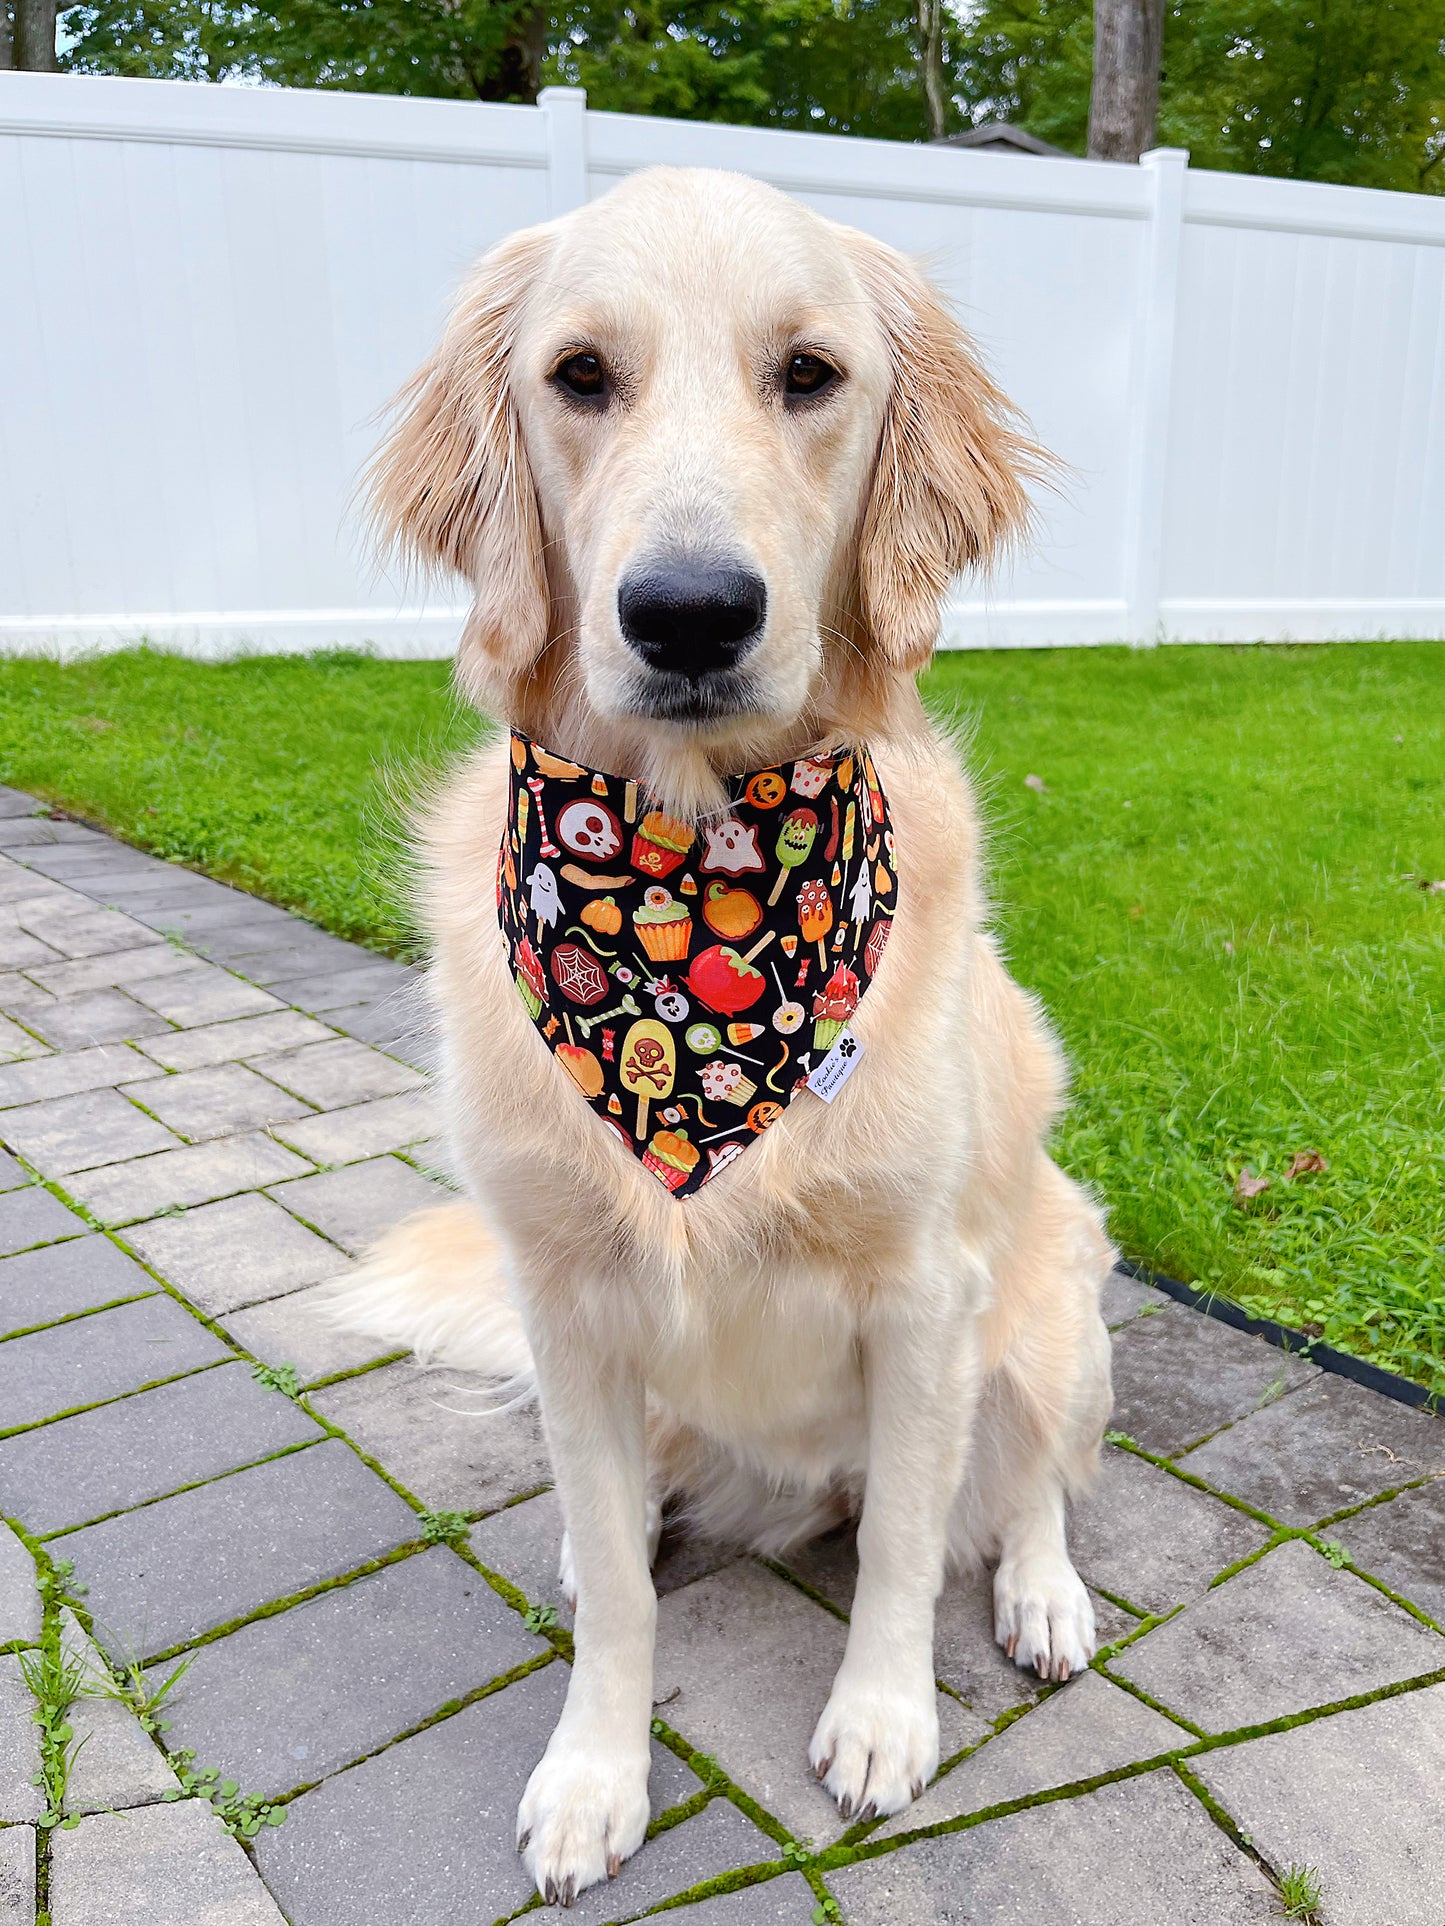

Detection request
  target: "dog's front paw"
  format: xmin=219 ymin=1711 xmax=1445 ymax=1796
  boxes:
xmin=517 ymin=1738 xmax=650 ymax=1907
xmin=808 ymin=1671 xmax=939 ymax=1823
xmin=993 ymin=1554 xmax=1095 ymax=1682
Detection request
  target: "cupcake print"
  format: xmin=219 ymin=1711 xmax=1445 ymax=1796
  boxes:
xmin=633 ymin=886 xmax=692 ymax=962
xmin=631 ymin=810 xmax=694 ymax=879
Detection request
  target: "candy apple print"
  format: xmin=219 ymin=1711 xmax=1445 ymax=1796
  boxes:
xmin=556 ymin=798 xmax=623 ymax=863
xmin=685 ymin=944 xmax=767 ymax=1016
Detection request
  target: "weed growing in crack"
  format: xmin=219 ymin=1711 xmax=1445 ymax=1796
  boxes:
xmin=782 ymin=1839 xmax=813 ymax=1867
xmin=1318 ymin=1540 xmax=1350 ymax=1569
xmin=1277 ymin=1861 xmax=1324 ymax=1919
xmin=36 ymin=1558 xmax=86 ymax=1614
xmin=19 ymin=1645 xmax=89 ymax=1830
xmin=89 ymin=1645 xmax=192 ymax=1740
xmin=1104 ymin=1430 xmax=1139 ymax=1449
xmin=523 ymin=1603 xmax=559 ymax=1633
xmin=417 ymin=1509 xmax=469 ymax=1546
xmin=163 ymin=1751 xmax=286 ymax=1840
xmin=251 ymin=1362 xmax=302 ymax=1398
xmin=811 ymin=1899 xmax=841 ymax=1924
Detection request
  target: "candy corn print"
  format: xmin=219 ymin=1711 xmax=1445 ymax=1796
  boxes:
xmin=498 ymin=733 xmax=898 ymax=1197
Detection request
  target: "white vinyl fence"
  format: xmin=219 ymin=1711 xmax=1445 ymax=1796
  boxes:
xmin=2 ymin=71 xmax=1443 ymax=655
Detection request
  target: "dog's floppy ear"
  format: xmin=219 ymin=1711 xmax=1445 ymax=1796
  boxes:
xmin=849 ymin=233 xmax=1044 ymax=670
xmin=366 ymin=225 xmax=553 ymax=697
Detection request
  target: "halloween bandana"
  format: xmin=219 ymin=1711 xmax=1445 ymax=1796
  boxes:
xmin=498 ymin=732 xmax=898 ymax=1197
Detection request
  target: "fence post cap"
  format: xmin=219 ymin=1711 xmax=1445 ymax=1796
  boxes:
xmin=1140 ymin=146 xmax=1190 ymax=169
xmin=538 ymin=86 xmax=587 ymax=109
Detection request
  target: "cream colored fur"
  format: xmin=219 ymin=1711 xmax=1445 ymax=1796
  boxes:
xmin=326 ymin=167 xmax=1115 ymax=1908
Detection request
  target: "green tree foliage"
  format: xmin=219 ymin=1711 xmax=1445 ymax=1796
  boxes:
xmin=960 ymin=0 xmax=1444 ymax=192
xmin=58 ymin=0 xmax=1444 ymax=193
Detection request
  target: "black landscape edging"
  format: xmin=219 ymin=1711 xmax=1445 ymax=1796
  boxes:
xmin=1114 ymin=1259 xmax=1442 ymax=1419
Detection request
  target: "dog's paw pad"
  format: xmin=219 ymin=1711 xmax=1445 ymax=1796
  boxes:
xmin=993 ymin=1556 xmax=1095 ymax=1683
xmin=517 ymin=1742 xmax=650 ymax=1907
xmin=808 ymin=1674 xmax=939 ymax=1823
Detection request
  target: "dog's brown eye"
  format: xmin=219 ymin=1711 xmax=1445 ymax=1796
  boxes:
xmin=784 ymin=353 xmax=839 ymax=399
xmin=553 ymin=352 xmax=607 ymax=400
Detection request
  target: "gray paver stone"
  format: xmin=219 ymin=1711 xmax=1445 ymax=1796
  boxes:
xmin=251 ymin=1036 xmax=424 ymax=1109
xmin=273 ymin=1091 xmax=436 ymax=1164
xmin=0 ymin=820 xmax=101 ymax=848
xmin=0 ymin=1523 xmax=41 ymax=1646
xmin=468 ymin=1490 xmax=737 ymax=1618
xmin=0 ymin=1043 xmax=154 ymax=1109
xmin=0 ymin=1018 xmax=48 ymax=1065
xmin=147 ymin=1547 xmax=547 ymax=1796
xmin=253 ymin=1665 xmax=704 ymax=1926
xmin=1099 ymin=1267 xmax=1164 ymax=1326
xmin=653 ymin=1561 xmax=984 ymax=1841
xmin=1336 ymin=1477 xmax=1445 ymax=1625
xmin=0 ymin=1826 xmax=33 ymax=1925
xmin=60 ymin=1614 xmax=179 ymax=1814
xmin=220 ymin=1282 xmax=400 ymax=1385
xmin=0 ymin=1152 xmax=26 ymax=1194
xmin=324 ymin=996 xmax=428 ymax=1065
xmin=1109 ymin=1304 xmax=1317 ymax=1456
xmin=1181 ymin=1373 xmax=1445 ymax=1525
xmin=265 ymin=960 xmax=415 ymax=1012
xmin=67 ymin=1131 xmax=315 ymax=1227
xmin=1109 ymin=1538 xmax=1445 ymax=1731
xmin=832 ymin=1768 xmax=1279 ymax=1924
xmin=0 ymin=1362 xmax=322 ymax=1535
xmin=268 ymin=1155 xmax=446 ymax=1255
xmin=311 ymin=1360 xmax=551 ymax=1513
xmin=16 ymin=988 xmax=172 ymax=1051
xmin=0 ymin=933 xmax=59 ymax=971
xmin=125 ymin=968 xmax=282 ymax=1027
xmin=0 ymin=789 xmax=38 ymax=818
xmin=14 ymin=905 xmax=157 ymax=959
xmin=653 ymin=1879 xmax=820 ymax=1925
xmin=882 ymin=1669 xmax=1188 ymax=1835
xmin=210 ymin=934 xmax=378 ymax=985
xmin=49 ymin=1797 xmax=287 ymax=1924
xmin=0 ymin=1234 xmax=154 ymax=1339
xmin=61 ymin=1440 xmax=420 ymax=1661
xmin=123 ymin=1192 xmax=348 ymax=1315
xmin=0 ymin=1183 xmax=85 ymax=1258
xmin=23 ymin=946 xmax=201 ymax=997
xmin=0 ymin=1656 xmax=43 ymax=1821
xmin=134 ymin=900 xmax=299 ymax=944
xmin=0 ymin=1296 xmax=229 ymax=1434
xmin=1196 ymin=1681 xmax=1445 ymax=1926
xmin=0 ymin=1087 xmax=179 ymax=1176
xmin=782 ymin=1526 xmax=1040 ymax=1720
xmin=136 ymin=1009 xmax=336 ymax=1074
xmin=125 ymin=1061 xmax=314 ymax=1143
xmin=1067 ymin=1444 xmax=1269 ymax=1615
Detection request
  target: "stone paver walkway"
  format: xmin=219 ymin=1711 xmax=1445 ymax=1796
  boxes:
xmin=0 ymin=788 xmax=1441 ymax=1925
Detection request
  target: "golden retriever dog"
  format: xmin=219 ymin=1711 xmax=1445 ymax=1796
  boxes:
xmin=331 ymin=166 xmax=1114 ymax=1908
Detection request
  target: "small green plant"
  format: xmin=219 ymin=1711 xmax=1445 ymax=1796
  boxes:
xmin=812 ymin=1899 xmax=841 ymax=1924
xmin=782 ymin=1838 xmax=813 ymax=1867
xmin=90 ymin=1647 xmax=192 ymax=1739
xmin=1278 ymin=1861 xmax=1323 ymax=1920
xmin=163 ymin=1751 xmax=287 ymax=1840
xmin=36 ymin=1557 xmax=86 ymax=1612
xmin=417 ymin=1509 xmax=469 ymax=1546
xmin=1104 ymin=1430 xmax=1139 ymax=1449
xmin=251 ymin=1361 xmax=302 ymax=1398
xmin=1318 ymin=1540 xmax=1350 ymax=1569
xmin=523 ymin=1602 xmax=559 ymax=1633
xmin=19 ymin=1644 xmax=89 ymax=1830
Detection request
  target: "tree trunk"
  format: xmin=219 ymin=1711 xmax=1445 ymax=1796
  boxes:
xmin=1088 ymin=0 xmax=1164 ymax=162
xmin=917 ymin=0 xmax=947 ymax=142
xmin=478 ymin=0 xmax=547 ymax=102
xmin=13 ymin=0 xmax=57 ymax=69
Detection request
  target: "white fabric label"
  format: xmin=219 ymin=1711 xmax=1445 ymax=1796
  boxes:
xmin=806 ymin=1028 xmax=864 ymax=1103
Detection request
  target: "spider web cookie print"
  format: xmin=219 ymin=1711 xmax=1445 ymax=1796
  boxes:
xmin=498 ymin=731 xmax=898 ymax=1197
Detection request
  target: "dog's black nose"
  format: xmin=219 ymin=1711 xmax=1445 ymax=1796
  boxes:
xmin=618 ymin=562 xmax=766 ymax=679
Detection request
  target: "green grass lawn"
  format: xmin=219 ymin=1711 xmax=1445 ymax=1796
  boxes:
xmin=0 ymin=643 xmax=1440 ymax=1393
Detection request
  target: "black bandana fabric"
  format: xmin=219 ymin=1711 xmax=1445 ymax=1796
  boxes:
xmin=498 ymin=732 xmax=898 ymax=1198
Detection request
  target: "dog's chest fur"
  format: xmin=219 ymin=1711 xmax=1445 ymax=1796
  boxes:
xmin=425 ymin=729 xmax=989 ymax=1461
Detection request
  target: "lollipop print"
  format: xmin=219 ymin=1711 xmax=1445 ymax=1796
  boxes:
xmin=767 ymin=808 xmax=819 ymax=906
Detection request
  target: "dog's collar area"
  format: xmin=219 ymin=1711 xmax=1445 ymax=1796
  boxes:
xmin=498 ymin=730 xmax=898 ymax=1197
